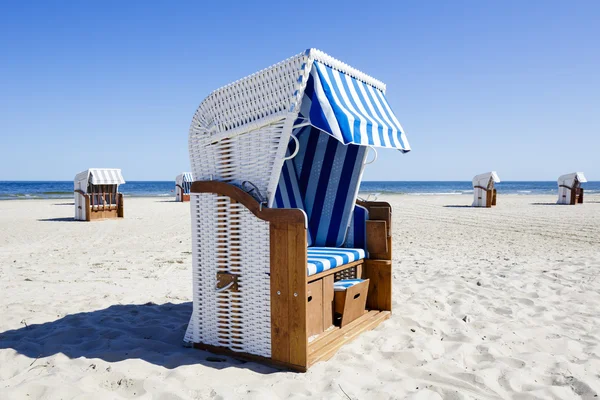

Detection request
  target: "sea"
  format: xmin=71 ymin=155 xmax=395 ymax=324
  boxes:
xmin=1 ymin=181 xmax=599 ymax=201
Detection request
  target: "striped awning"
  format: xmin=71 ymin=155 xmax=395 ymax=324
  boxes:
xmin=303 ymin=61 xmax=410 ymax=152
xmin=89 ymin=169 xmax=125 ymax=185
xmin=182 ymin=172 xmax=193 ymax=182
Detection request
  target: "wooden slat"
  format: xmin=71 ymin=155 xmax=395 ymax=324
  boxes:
xmin=369 ymin=206 xmax=391 ymax=231
xmin=307 ymin=280 xmax=323 ymax=337
xmin=308 ymin=311 xmax=390 ymax=366
xmin=322 ymin=274 xmax=334 ymax=331
xmin=288 ymin=222 xmax=307 ymax=366
xmin=117 ymin=193 xmax=124 ymax=218
xmin=366 ymin=220 xmax=388 ymax=255
xmin=84 ymin=194 xmax=90 ymax=221
xmin=270 ymin=221 xmax=307 ymax=369
xmin=358 ymin=201 xmax=393 ymax=261
xmin=363 ymin=259 xmax=392 ymax=312
xmin=270 ymin=222 xmax=290 ymax=363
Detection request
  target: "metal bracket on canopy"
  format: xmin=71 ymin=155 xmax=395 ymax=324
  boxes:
xmin=364 ymin=146 xmax=378 ymax=165
xmin=292 ymin=117 xmax=311 ymax=130
xmin=283 ymin=134 xmax=300 ymax=161
xmin=358 ymin=193 xmax=380 ymax=202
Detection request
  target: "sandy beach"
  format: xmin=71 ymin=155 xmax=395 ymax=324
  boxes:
xmin=1 ymin=194 xmax=600 ymax=399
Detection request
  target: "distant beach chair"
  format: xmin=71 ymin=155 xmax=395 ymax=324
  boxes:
xmin=175 ymin=172 xmax=193 ymax=202
xmin=472 ymin=172 xmax=500 ymax=208
xmin=73 ymin=168 xmax=125 ymax=221
xmin=557 ymin=172 xmax=586 ymax=205
xmin=183 ymin=49 xmax=411 ymax=371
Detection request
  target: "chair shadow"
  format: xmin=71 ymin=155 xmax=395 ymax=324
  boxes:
xmin=0 ymin=302 xmax=277 ymax=373
xmin=53 ymin=202 xmax=74 ymax=206
xmin=443 ymin=205 xmax=473 ymax=208
xmin=37 ymin=217 xmax=78 ymax=222
xmin=531 ymin=202 xmax=559 ymax=206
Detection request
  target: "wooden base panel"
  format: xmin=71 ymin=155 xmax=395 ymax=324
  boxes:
xmin=89 ymin=209 xmax=120 ymax=220
xmin=308 ymin=310 xmax=390 ymax=366
xmin=192 ymin=342 xmax=307 ymax=372
xmin=191 ymin=311 xmax=390 ymax=371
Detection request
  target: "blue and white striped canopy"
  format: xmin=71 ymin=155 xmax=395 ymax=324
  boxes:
xmin=302 ymin=61 xmax=410 ymax=152
xmin=182 ymin=172 xmax=193 ymax=182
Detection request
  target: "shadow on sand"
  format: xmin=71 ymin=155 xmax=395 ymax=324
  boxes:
xmin=37 ymin=217 xmax=78 ymax=222
xmin=531 ymin=202 xmax=560 ymax=206
xmin=0 ymin=302 xmax=276 ymax=373
xmin=443 ymin=205 xmax=473 ymax=208
xmin=53 ymin=202 xmax=74 ymax=206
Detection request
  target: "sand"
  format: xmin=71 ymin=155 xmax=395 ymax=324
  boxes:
xmin=1 ymin=194 xmax=600 ymax=399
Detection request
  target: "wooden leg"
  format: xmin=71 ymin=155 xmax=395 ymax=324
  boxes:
xmin=307 ymin=280 xmax=324 ymax=337
xmin=363 ymin=259 xmax=392 ymax=312
xmin=322 ymin=275 xmax=334 ymax=331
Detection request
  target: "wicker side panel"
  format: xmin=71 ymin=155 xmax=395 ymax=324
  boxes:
xmin=189 ymin=119 xmax=292 ymax=205
xmin=185 ymin=193 xmax=272 ymax=358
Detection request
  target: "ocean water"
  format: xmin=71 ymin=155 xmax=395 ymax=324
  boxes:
xmin=1 ymin=181 xmax=599 ymax=200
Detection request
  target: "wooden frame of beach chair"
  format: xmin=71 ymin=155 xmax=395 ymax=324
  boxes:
xmin=175 ymin=173 xmax=193 ymax=202
xmin=557 ymin=173 xmax=587 ymax=205
xmin=472 ymin=172 xmax=500 ymax=208
xmin=184 ymin=49 xmax=411 ymax=371
xmin=73 ymin=169 xmax=125 ymax=221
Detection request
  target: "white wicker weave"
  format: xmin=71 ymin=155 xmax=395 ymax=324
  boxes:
xmin=184 ymin=193 xmax=271 ymax=356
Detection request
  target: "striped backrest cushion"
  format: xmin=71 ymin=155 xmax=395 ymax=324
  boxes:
xmin=274 ymin=158 xmax=305 ymax=210
xmin=274 ymin=152 xmax=312 ymax=246
xmin=293 ymin=127 xmax=367 ymax=247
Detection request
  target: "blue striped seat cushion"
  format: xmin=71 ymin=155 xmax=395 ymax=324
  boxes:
xmin=307 ymin=247 xmax=365 ymax=276
xmin=333 ymin=279 xmax=365 ymax=292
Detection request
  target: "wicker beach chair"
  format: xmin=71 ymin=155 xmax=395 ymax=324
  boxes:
xmin=175 ymin=172 xmax=193 ymax=202
xmin=184 ymin=49 xmax=411 ymax=371
xmin=472 ymin=172 xmax=500 ymax=208
xmin=73 ymin=168 xmax=125 ymax=221
xmin=557 ymin=172 xmax=586 ymax=205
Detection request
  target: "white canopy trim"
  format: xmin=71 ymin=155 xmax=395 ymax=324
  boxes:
xmin=558 ymin=172 xmax=587 ymax=188
xmin=74 ymin=168 xmax=125 ymax=193
xmin=472 ymin=172 xmax=500 ymax=188
xmin=176 ymin=172 xmax=193 ymax=186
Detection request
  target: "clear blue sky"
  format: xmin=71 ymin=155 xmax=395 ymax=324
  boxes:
xmin=1 ymin=1 xmax=598 ymax=181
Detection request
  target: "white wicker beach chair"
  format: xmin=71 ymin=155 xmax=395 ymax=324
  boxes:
xmin=73 ymin=168 xmax=125 ymax=221
xmin=472 ymin=172 xmax=500 ymax=208
xmin=184 ymin=49 xmax=411 ymax=371
xmin=175 ymin=172 xmax=193 ymax=202
xmin=557 ymin=172 xmax=586 ymax=205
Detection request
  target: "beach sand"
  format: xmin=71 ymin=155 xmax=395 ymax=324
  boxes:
xmin=1 ymin=194 xmax=600 ymax=399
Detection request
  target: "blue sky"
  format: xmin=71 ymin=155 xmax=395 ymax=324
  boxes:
xmin=1 ymin=1 xmax=598 ymax=181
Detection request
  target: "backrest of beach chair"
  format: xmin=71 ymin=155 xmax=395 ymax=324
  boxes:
xmin=274 ymin=126 xmax=367 ymax=248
